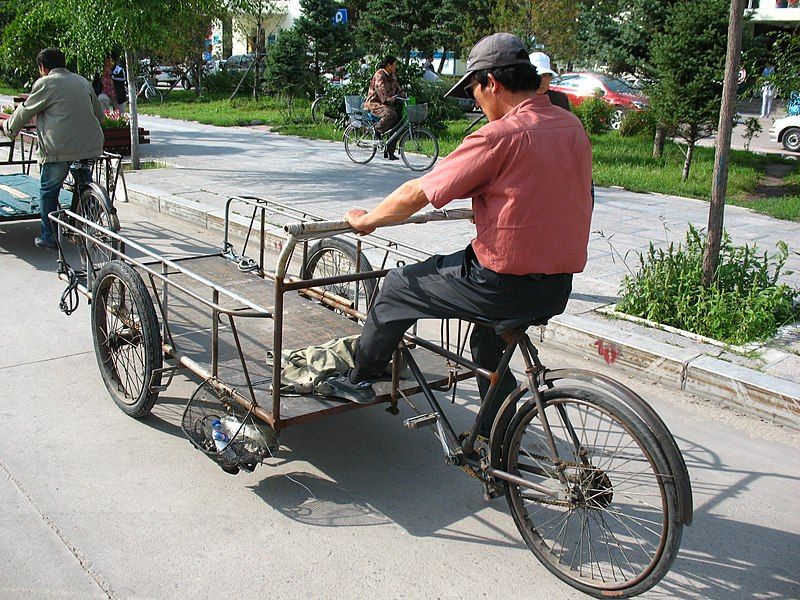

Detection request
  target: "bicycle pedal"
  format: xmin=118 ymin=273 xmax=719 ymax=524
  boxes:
xmin=403 ymin=413 xmax=438 ymax=429
xmin=483 ymin=483 xmax=504 ymax=501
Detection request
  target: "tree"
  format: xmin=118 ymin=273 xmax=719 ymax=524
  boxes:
xmin=354 ymin=0 xmax=442 ymax=61
xmin=647 ymin=0 xmax=730 ymax=181
xmin=0 ymin=0 xmax=69 ymax=86
xmin=229 ymin=0 xmax=280 ymax=100
xmin=263 ymin=27 xmax=314 ymax=114
xmin=578 ymin=0 xmax=679 ymax=78
xmin=768 ymin=31 xmax=800 ymax=98
xmin=63 ymin=0 xmax=225 ymax=168
xmin=294 ymin=0 xmax=356 ymax=90
xmin=492 ymin=0 xmax=582 ymax=64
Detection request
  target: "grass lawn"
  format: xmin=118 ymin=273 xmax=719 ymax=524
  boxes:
xmin=130 ymin=91 xmax=800 ymax=222
xmin=0 ymin=82 xmax=23 ymax=97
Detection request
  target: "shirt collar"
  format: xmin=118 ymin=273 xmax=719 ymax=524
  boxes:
xmin=501 ymin=95 xmax=552 ymax=120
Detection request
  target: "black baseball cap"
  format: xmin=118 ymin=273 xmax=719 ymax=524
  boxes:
xmin=445 ymin=33 xmax=531 ymax=99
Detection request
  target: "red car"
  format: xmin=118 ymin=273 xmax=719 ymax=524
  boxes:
xmin=550 ymin=72 xmax=648 ymax=129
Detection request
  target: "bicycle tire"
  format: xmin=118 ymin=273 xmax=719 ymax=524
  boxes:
xmin=343 ymin=122 xmax=377 ymax=164
xmin=311 ymin=97 xmax=322 ymax=123
xmin=92 ymin=261 xmax=163 ymax=418
xmin=77 ymin=183 xmax=123 ymax=270
xmin=501 ymin=385 xmax=682 ymax=598
xmin=399 ymin=126 xmax=439 ymax=171
xmin=304 ymin=238 xmax=378 ymax=314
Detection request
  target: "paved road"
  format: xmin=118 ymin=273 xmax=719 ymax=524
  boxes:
xmin=1 ymin=201 xmax=799 ymax=599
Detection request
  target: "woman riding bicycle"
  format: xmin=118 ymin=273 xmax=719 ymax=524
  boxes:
xmin=364 ymin=55 xmax=403 ymax=161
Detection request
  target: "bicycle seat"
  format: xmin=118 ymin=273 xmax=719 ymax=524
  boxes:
xmin=472 ymin=315 xmax=551 ymax=335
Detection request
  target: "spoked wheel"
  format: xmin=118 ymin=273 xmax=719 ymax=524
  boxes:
xmin=343 ymin=122 xmax=378 ymax=164
xmin=399 ymin=126 xmax=439 ymax=171
xmin=610 ymin=109 xmax=625 ymax=130
xmin=77 ymin=183 xmax=123 ymax=269
xmin=501 ymin=386 xmax=681 ymax=598
xmin=304 ymin=238 xmax=378 ymax=314
xmin=92 ymin=261 xmax=162 ymax=418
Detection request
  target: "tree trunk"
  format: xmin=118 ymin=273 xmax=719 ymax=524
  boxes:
xmin=703 ymin=0 xmax=747 ymax=287
xmin=652 ymin=126 xmax=666 ymax=158
xmin=437 ymin=49 xmax=446 ymax=74
xmin=223 ymin=15 xmax=233 ymax=59
xmin=682 ymin=138 xmax=694 ymax=182
xmin=124 ymin=49 xmax=140 ymax=170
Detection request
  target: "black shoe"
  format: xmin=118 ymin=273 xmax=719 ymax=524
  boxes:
xmin=383 ymin=150 xmax=400 ymax=161
xmin=34 ymin=236 xmax=57 ymax=249
xmin=324 ymin=374 xmax=377 ymax=404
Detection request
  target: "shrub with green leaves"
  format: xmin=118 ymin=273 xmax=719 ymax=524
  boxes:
xmin=617 ymin=225 xmax=799 ymax=345
xmin=573 ymin=92 xmax=613 ymax=135
xmin=618 ymin=109 xmax=656 ymax=138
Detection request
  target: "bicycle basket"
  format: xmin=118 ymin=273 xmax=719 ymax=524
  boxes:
xmin=181 ymin=380 xmax=278 ymax=474
xmin=344 ymin=95 xmax=364 ymax=114
xmin=406 ymin=103 xmax=428 ymax=124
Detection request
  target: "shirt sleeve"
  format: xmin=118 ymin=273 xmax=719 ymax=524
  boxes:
xmin=7 ymin=78 xmax=49 ymax=137
xmin=420 ymin=132 xmax=498 ymax=208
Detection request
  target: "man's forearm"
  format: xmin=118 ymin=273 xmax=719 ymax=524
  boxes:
xmin=362 ymin=179 xmax=430 ymax=229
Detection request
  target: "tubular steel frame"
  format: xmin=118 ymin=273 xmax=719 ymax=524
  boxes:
xmin=49 ymin=197 xmax=692 ymax=525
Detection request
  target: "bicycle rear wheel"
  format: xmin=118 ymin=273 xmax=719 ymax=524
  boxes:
xmin=77 ymin=183 xmax=123 ymax=269
xmin=343 ymin=122 xmax=377 ymax=164
xmin=399 ymin=126 xmax=439 ymax=171
xmin=502 ymin=385 xmax=682 ymax=598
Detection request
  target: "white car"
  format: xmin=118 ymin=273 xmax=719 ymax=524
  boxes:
xmin=770 ymin=115 xmax=800 ymax=152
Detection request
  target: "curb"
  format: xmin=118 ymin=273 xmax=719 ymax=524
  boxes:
xmin=546 ymin=314 xmax=800 ymax=429
xmin=126 ymin=183 xmax=800 ymax=430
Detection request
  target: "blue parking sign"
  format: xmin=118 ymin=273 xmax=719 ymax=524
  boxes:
xmin=333 ymin=8 xmax=348 ymax=25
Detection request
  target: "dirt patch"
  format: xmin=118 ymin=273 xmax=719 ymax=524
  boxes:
xmin=747 ymin=162 xmax=800 ymax=200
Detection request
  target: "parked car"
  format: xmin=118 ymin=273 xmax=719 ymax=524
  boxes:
xmin=769 ymin=115 xmax=800 ymax=152
xmin=550 ymin=72 xmax=648 ymax=129
xmin=223 ymin=54 xmax=255 ymax=75
xmin=139 ymin=59 xmax=180 ymax=86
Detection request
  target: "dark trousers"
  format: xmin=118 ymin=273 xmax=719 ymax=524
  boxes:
xmin=370 ymin=104 xmax=400 ymax=153
xmin=351 ymin=245 xmax=572 ymax=435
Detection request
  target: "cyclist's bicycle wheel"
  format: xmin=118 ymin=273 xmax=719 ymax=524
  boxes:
xmin=399 ymin=126 xmax=439 ymax=171
xmin=343 ymin=122 xmax=378 ymax=164
xmin=501 ymin=385 xmax=682 ymax=598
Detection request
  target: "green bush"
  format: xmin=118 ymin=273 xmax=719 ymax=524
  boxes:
xmin=618 ymin=108 xmax=657 ymax=138
xmin=204 ymin=71 xmax=253 ymax=94
xmin=573 ymin=92 xmax=613 ymax=134
xmin=617 ymin=225 xmax=799 ymax=345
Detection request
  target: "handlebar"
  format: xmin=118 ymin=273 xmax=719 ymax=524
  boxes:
xmin=283 ymin=207 xmax=474 ymax=239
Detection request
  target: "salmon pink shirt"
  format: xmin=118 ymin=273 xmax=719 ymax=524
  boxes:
xmin=420 ymin=95 xmax=593 ymax=276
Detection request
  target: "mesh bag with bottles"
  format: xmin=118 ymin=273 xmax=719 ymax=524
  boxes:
xmin=181 ymin=381 xmax=278 ymax=474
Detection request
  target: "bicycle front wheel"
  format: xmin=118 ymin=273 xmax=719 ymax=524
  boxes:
xmin=399 ymin=126 xmax=439 ymax=171
xmin=77 ymin=183 xmax=123 ymax=269
xmin=343 ymin=122 xmax=377 ymax=164
xmin=502 ymin=386 xmax=682 ymax=598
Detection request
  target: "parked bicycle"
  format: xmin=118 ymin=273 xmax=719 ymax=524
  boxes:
xmin=136 ymin=75 xmax=163 ymax=103
xmin=342 ymin=96 xmax=439 ymax=171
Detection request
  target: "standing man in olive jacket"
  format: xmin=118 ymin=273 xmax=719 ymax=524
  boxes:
xmin=1 ymin=48 xmax=105 ymax=248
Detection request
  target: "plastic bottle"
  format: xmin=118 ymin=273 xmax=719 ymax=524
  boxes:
xmin=211 ymin=418 xmax=238 ymax=463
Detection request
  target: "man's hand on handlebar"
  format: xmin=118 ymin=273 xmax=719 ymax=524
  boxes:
xmin=346 ymin=209 xmax=376 ymax=235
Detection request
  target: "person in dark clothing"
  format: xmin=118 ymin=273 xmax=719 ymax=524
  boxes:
xmin=529 ymin=52 xmax=570 ymax=111
xmin=363 ymin=56 xmax=403 ymax=160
